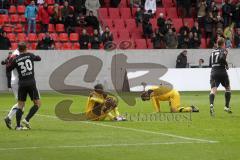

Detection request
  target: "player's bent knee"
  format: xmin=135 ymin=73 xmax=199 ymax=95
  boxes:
xmin=33 ymin=99 xmax=41 ymax=107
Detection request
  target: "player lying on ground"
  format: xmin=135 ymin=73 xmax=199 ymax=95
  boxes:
xmin=7 ymin=42 xmax=42 ymax=130
xmin=85 ymin=84 xmax=126 ymax=121
xmin=209 ymin=37 xmax=232 ymax=116
xmin=140 ymin=84 xmax=199 ymax=113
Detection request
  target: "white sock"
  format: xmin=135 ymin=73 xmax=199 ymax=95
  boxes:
xmin=7 ymin=103 xmax=19 ymax=119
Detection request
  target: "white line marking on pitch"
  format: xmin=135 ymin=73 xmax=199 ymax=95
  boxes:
xmin=36 ymin=114 xmax=219 ymax=144
xmin=0 ymin=141 xmax=209 ymax=151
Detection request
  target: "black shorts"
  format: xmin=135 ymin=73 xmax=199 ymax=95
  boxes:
xmin=210 ymin=71 xmax=230 ymax=88
xmin=18 ymin=84 xmax=40 ymax=101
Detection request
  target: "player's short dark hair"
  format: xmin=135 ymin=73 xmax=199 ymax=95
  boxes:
xmin=217 ymin=38 xmax=225 ymax=47
xmin=94 ymin=84 xmax=103 ymax=90
xmin=18 ymin=42 xmax=27 ymax=53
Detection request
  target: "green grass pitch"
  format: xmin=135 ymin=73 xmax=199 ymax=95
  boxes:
xmin=0 ymin=91 xmax=240 ymax=160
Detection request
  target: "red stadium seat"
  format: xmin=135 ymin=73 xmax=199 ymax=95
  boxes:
xmin=19 ymin=15 xmax=26 ymax=23
xmin=120 ymin=8 xmax=132 ymax=19
xmin=28 ymin=43 xmax=37 ymax=50
xmin=17 ymin=33 xmax=27 ymax=42
xmin=46 ymin=0 xmax=55 ymax=5
xmin=118 ymin=29 xmax=130 ymax=40
xmin=200 ymin=38 xmax=207 ymax=48
xmin=135 ymin=39 xmax=147 ymax=49
xmin=50 ymin=33 xmax=59 ymax=41
xmin=98 ymin=8 xmax=109 ymax=20
xmin=162 ymin=0 xmax=175 ymax=7
xmin=28 ymin=33 xmax=38 ymax=42
xmin=150 ymin=19 xmax=158 ymax=29
xmin=3 ymin=25 xmax=13 ymax=33
xmin=55 ymin=42 xmax=62 ymax=49
xmin=111 ymin=30 xmax=119 ymax=40
xmin=7 ymin=33 xmax=16 ymax=42
xmin=183 ymin=18 xmax=194 ymax=28
xmin=119 ymin=0 xmax=128 ymax=7
xmin=14 ymin=24 xmax=24 ymax=33
xmin=131 ymin=8 xmax=137 ymax=17
xmin=9 ymin=5 xmax=17 ymax=14
xmin=38 ymin=33 xmax=45 ymax=40
xmin=125 ymin=19 xmax=136 ymax=32
xmin=56 ymin=24 xmax=65 ymax=32
xmin=63 ymin=42 xmax=72 ymax=50
xmin=59 ymin=33 xmax=69 ymax=42
xmin=11 ymin=43 xmax=18 ymax=50
xmin=101 ymin=19 xmax=113 ymax=28
xmin=172 ymin=18 xmax=183 ymax=33
xmin=0 ymin=14 xmax=9 ymax=23
xmin=10 ymin=14 xmax=19 ymax=23
xmin=113 ymin=19 xmax=125 ymax=29
xmin=72 ymin=42 xmax=80 ymax=49
xmin=48 ymin=24 xmax=55 ymax=32
xmin=156 ymin=8 xmax=166 ymax=17
xmin=69 ymin=33 xmax=79 ymax=42
xmin=109 ymin=8 xmax=120 ymax=19
xmin=146 ymin=39 xmax=153 ymax=49
xmin=17 ymin=5 xmax=26 ymax=14
xmin=166 ymin=7 xmax=178 ymax=18
xmin=131 ymin=32 xmax=143 ymax=39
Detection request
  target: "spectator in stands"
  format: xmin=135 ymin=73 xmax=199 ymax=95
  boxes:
xmin=64 ymin=11 xmax=76 ymax=34
xmin=70 ymin=0 xmax=86 ymax=15
xmin=143 ymin=19 xmax=153 ymax=38
xmin=130 ymin=0 xmax=143 ymax=8
xmin=61 ymin=1 xmax=74 ymax=22
xmin=135 ymin=8 xmax=143 ymax=27
xmin=111 ymin=0 xmax=121 ymax=7
xmin=79 ymin=29 xmax=90 ymax=49
xmin=102 ymin=26 xmax=113 ymax=49
xmin=0 ymin=31 xmax=11 ymax=50
xmin=165 ymin=18 xmax=173 ymax=31
xmin=225 ymin=37 xmax=232 ymax=48
xmin=0 ymin=25 xmax=3 ymax=34
xmin=144 ymin=0 xmax=156 ymax=14
xmin=90 ymin=29 xmax=102 ymax=49
xmin=182 ymin=0 xmax=191 ymax=17
xmin=209 ymin=28 xmax=224 ymax=48
xmin=157 ymin=13 xmax=165 ymax=29
xmin=204 ymin=11 xmax=214 ymax=38
xmin=232 ymin=2 xmax=240 ymax=28
xmin=213 ymin=12 xmax=224 ymax=34
xmin=85 ymin=11 xmax=99 ymax=30
xmin=37 ymin=32 xmax=55 ymax=50
xmin=37 ymin=0 xmax=44 ymax=5
xmin=191 ymin=21 xmax=202 ymax=39
xmin=197 ymin=0 xmax=207 ymax=28
xmin=0 ymin=0 xmax=10 ymax=14
xmin=85 ymin=0 xmax=100 ymax=16
xmin=39 ymin=2 xmax=51 ymax=33
xmin=17 ymin=0 xmax=24 ymax=5
xmin=178 ymin=30 xmax=189 ymax=49
xmin=151 ymin=29 xmax=166 ymax=49
xmin=222 ymin=0 xmax=233 ymax=27
xmin=176 ymin=50 xmax=188 ymax=68
xmin=180 ymin=21 xmax=190 ymax=36
xmin=25 ymin=1 xmax=38 ymax=34
xmin=188 ymin=32 xmax=201 ymax=49
xmin=234 ymin=28 xmax=240 ymax=48
xmin=50 ymin=4 xmax=62 ymax=24
xmin=198 ymin=58 xmax=204 ymax=68
xmin=207 ymin=1 xmax=218 ymax=17
xmin=165 ymin=28 xmax=178 ymax=49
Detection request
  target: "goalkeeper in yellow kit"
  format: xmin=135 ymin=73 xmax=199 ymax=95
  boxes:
xmin=85 ymin=84 xmax=126 ymax=121
xmin=141 ymin=84 xmax=199 ymax=113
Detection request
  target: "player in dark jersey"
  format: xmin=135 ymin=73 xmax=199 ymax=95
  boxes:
xmin=7 ymin=42 xmax=41 ymax=130
xmin=209 ymin=38 xmax=232 ymax=116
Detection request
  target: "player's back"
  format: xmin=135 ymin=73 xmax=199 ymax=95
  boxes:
xmin=150 ymin=85 xmax=174 ymax=98
xmin=209 ymin=48 xmax=228 ymax=72
xmin=14 ymin=52 xmax=41 ymax=86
